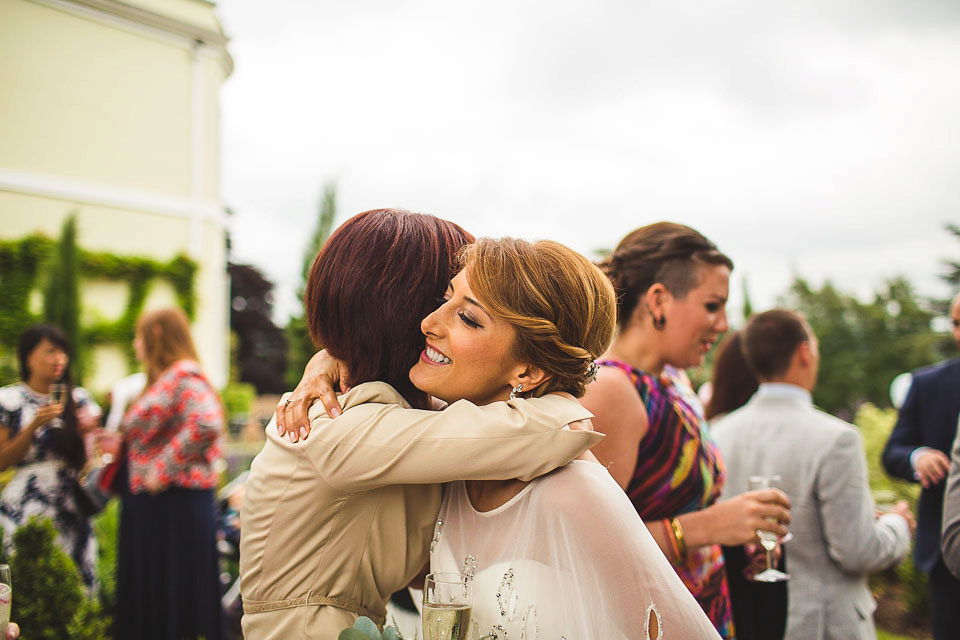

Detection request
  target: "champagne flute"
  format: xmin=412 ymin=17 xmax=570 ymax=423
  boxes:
xmin=0 ymin=564 xmax=11 ymax=630
xmin=748 ymin=475 xmax=789 ymax=582
xmin=48 ymin=383 xmax=68 ymax=428
xmin=422 ymin=572 xmax=472 ymax=640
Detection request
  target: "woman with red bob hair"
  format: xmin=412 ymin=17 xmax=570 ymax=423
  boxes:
xmin=239 ymin=209 xmax=599 ymax=638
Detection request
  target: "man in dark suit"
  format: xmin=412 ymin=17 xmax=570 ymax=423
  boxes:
xmin=882 ymin=292 xmax=960 ymax=640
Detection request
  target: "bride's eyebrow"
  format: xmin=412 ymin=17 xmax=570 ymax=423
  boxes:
xmin=450 ymin=278 xmax=491 ymax=316
xmin=464 ymin=295 xmax=485 ymax=311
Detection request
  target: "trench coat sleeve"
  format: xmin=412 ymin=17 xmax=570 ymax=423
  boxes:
xmin=303 ymin=387 xmax=602 ymax=492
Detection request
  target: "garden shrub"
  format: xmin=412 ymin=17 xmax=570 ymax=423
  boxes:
xmin=857 ymin=403 xmax=930 ymax=628
xmin=10 ymin=517 xmax=84 ymax=638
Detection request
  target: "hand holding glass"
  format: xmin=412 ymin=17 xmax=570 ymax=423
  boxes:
xmin=0 ymin=565 xmax=11 ymax=630
xmin=95 ymin=430 xmax=123 ymax=465
xmin=422 ymin=572 xmax=472 ymax=640
xmin=748 ymin=475 xmax=789 ymax=582
xmin=49 ymin=383 xmax=68 ymax=416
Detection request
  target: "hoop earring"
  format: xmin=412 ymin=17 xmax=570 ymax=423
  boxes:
xmin=509 ymin=383 xmax=523 ymax=400
xmin=646 ymin=303 xmax=666 ymax=331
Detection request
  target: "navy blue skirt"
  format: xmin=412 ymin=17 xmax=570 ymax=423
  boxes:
xmin=116 ymin=469 xmax=223 ymax=640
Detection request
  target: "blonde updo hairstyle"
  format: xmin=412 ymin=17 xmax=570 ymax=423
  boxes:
xmin=461 ymin=238 xmax=616 ymax=398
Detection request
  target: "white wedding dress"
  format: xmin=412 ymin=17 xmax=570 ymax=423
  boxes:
xmin=430 ymin=460 xmax=721 ymax=639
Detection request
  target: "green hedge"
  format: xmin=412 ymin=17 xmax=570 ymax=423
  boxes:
xmin=6 ymin=518 xmax=110 ymax=639
xmin=0 ymin=233 xmax=197 ymax=382
xmin=858 ymin=403 xmax=930 ymax=636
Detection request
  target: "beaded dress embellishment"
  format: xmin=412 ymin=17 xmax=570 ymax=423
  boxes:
xmin=430 ymin=517 xmax=443 ymax=554
xmin=477 ymin=566 xmax=541 ymax=640
xmin=461 ymin=555 xmax=477 ymax=582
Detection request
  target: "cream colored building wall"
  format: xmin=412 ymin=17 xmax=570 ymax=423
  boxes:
xmin=0 ymin=0 xmax=232 ymax=392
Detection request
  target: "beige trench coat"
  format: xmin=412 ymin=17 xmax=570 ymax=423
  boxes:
xmin=239 ymin=381 xmax=600 ymax=639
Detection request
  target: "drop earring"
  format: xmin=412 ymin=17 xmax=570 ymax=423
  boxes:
xmin=646 ymin=303 xmax=666 ymax=330
xmin=509 ymin=383 xmax=523 ymax=400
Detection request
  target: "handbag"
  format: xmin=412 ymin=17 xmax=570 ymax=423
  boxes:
xmin=73 ymin=457 xmax=124 ymax=517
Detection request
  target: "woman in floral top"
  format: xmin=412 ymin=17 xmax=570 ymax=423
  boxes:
xmin=0 ymin=324 xmax=102 ymax=589
xmin=115 ymin=308 xmax=224 ymax=640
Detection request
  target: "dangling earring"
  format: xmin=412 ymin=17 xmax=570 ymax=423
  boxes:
xmin=646 ymin=303 xmax=666 ymax=331
xmin=509 ymin=383 xmax=523 ymax=400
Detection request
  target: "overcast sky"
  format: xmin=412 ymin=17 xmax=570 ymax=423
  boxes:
xmin=217 ymin=0 xmax=960 ymax=326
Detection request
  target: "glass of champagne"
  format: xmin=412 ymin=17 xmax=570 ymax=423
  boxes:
xmin=748 ymin=475 xmax=789 ymax=582
xmin=0 ymin=564 xmax=11 ymax=631
xmin=49 ymin=383 xmax=68 ymax=426
xmin=422 ymin=572 xmax=472 ymax=640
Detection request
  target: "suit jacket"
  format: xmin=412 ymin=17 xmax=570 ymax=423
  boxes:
xmin=239 ymin=381 xmax=601 ymax=640
xmin=942 ymin=421 xmax=960 ymax=578
xmin=713 ymin=385 xmax=911 ymax=640
xmin=882 ymin=358 xmax=960 ymax=572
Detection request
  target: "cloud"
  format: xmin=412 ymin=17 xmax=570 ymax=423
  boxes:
xmin=218 ymin=0 xmax=960 ymax=324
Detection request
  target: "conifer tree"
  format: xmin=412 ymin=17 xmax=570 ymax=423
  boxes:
xmin=43 ymin=214 xmax=82 ymax=382
xmin=285 ymin=183 xmax=337 ymax=387
xmin=741 ymin=276 xmax=754 ymax=323
xmin=942 ymin=223 xmax=960 ymax=291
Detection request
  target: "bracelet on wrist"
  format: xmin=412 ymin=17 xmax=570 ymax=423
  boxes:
xmin=662 ymin=517 xmax=688 ymax=565
xmin=670 ymin=517 xmax=687 ymax=563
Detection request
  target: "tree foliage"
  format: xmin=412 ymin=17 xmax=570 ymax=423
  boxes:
xmin=229 ymin=263 xmax=287 ymax=394
xmin=0 ymin=228 xmax=197 ymax=384
xmin=781 ymin=276 xmax=941 ymax=416
xmin=741 ymin=276 xmax=754 ymax=324
xmin=942 ymin=223 xmax=960 ymax=290
xmin=42 ymin=215 xmax=82 ymax=382
xmin=285 ymin=182 xmax=338 ymax=388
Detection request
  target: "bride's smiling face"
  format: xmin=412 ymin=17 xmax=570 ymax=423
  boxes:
xmin=409 ymin=270 xmax=526 ymax=406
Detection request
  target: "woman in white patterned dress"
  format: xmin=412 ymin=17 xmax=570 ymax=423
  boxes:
xmin=0 ymin=324 xmax=102 ymax=589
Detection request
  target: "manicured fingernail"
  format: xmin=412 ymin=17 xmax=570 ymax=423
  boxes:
xmin=330 ymin=408 xmax=341 ymax=418
xmin=288 ymin=431 xmax=297 ymax=443
xmin=299 ymin=427 xmax=307 ymax=439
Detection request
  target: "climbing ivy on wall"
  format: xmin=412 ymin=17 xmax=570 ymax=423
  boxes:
xmin=0 ymin=233 xmax=197 ymax=380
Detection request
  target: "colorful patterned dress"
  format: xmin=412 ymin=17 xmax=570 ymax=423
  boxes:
xmin=598 ymin=359 xmax=734 ymax=638
xmin=116 ymin=360 xmax=224 ymax=640
xmin=0 ymin=382 xmax=102 ymax=590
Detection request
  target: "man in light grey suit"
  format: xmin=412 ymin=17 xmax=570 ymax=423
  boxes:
xmin=942 ymin=419 xmax=960 ymax=577
xmin=712 ymin=309 xmax=914 ymax=640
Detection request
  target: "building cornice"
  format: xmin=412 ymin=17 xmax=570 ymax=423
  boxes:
xmin=0 ymin=167 xmax=228 ymax=229
xmin=30 ymin=0 xmax=234 ymax=75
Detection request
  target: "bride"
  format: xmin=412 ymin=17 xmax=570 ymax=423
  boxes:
xmin=286 ymin=236 xmax=722 ymax=638
xmin=411 ymin=238 xmax=719 ymax=639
